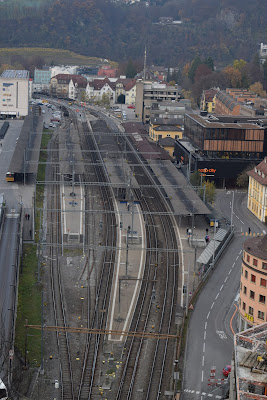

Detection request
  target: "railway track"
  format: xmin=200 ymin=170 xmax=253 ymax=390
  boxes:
xmin=68 ymin=115 xmax=118 ymax=399
xmin=45 ymin=104 xmax=180 ymax=399
xmin=109 ymin=133 xmax=178 ymax=399
xmin=47 ymin=135 xmax=75 ymax=399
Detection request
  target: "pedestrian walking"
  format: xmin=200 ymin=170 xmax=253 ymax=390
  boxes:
xmin=248 ymin=227 xmax=251 ymax=234
xmin=29 ymin=229 xmax=32 ymax=238
xmin=27 ymin=214 xmax=30 ymax=220
xmin=25 ymin=213 xmax=28 ymax=220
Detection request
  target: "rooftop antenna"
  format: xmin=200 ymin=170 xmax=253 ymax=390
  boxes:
xmin=143 ymin=46 xmax=147 ymax=81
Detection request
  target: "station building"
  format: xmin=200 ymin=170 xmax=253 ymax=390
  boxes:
xmin=0 ymin=70 xmax=29 ymax=118
xmin=239 ymin=234 xmax=267 ymax=331
xmin=174 ymin=114 xmax=267 ymax=187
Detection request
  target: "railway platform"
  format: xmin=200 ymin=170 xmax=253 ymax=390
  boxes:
xmin=107 ymin=199 xmax=145 ymax=341
xmin=61 ymin=183 xmax=84 ymax=243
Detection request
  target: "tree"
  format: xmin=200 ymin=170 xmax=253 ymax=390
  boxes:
xmin=223 ymin=66 xmax=242 ymax=87
xmin=190 ymin=171 xmax=201 ymax=186
xmin=233 ymin=59 xmax=247 ymax=72
xmin=101 ymin=93 xmax=110 ymax=108
xmin=249 ymin=82 xmax=266 ymax=97
xmin=205 ymin=57 xmax=214 ymax=71
xmin=201 ymin=181 xmax=216 ymax=203
xmin=194 ymin=64 xmax=212 ymax=82
xmin=236 ymin=164 xmax=256 ymax=188
xmin=188 ymin=56 xmax=202 ymax=83
xmin=125 ymin=59 xmax=137 ymax=79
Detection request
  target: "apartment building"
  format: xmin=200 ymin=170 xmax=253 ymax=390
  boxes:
xmin=239 ymin=234 xmax=267 ymax=331
xmin=135 ymin=80 xmax=181 ymax=124
xmin=247 ymin=158 xmax=267 ymax=222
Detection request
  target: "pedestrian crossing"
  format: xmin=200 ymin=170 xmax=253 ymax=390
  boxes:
xmin=183 ymin=389 xmax=222 ymax=398
xmin=241 ymin=232 xmax=264 ymax=236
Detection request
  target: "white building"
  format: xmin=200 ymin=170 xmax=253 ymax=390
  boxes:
xmin=50 ymin=65 xmax=78 ymax=77
xmin=0 ymin=70 xmax=29 ymax=118
xmin=259 ymin=43 xmax=267 ymax=64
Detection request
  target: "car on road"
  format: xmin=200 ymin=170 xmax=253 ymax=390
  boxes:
xmin=222 ymin=365 xmax=231 ymax=377
xmin=127 ymin=105 xmax=135 ymax=109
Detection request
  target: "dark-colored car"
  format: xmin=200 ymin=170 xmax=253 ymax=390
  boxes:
xmin=222 ymin=365 xmax=231 ymax=377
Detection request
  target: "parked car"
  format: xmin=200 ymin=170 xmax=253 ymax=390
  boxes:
xmin=127 ymin=105 xmax=135 ymax=109
xmin=222 ymin=365 xmax=231 ymax=377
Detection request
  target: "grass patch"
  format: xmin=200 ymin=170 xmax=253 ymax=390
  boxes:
xmin=0 ymin=47 xmax=117 ymax=67
xmin=35 ymin=130 xmax=51 ymax=242
xmin=63 ymin=248 xmax=84 ymax=257
xmin=15 ymin=244 xmax=42 ymax=366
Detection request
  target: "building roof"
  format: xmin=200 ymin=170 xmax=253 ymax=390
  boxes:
xmin=153 ymin=125 xmax=182 ymax=132
xmin=247 ymin=157 xmax=267 ymax=185
xmin=204 ymin=88 xmax=218 ymax=102
xmin=1 ymin=69 xmax=29 ymax=79
xmin=243 ymin=234 xmax=267 ymax=261
xmin=151 ymin=117 xmax=184 ymax=126
xmin=235 ymin=322 xmax=267 ymax=399
xmin=70 ymin=75 xmax=87 ymax=88
xmin=186 ymin=114 xmax=265 ymax=130
xmin=89 ymin=77 xmax=116 ymax=90
xmin=158 ymin=137 xmax=176 ymax=146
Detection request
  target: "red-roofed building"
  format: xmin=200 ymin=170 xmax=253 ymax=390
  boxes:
xmin=50 ymin=74 xmax=87 ymax=99
xmin=200 ymin=88 xmax=218 ymax=113
xmin=247 ymin=158 xmax=267 ymax=222
xmin=98 ymin=65 xmax=118 ymax=78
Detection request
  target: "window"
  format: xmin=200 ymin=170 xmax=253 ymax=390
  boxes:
xmin=261 ymin=278 xmax=267 ymax=287
xmin=250 ymin=290 xmax=255 ymax=299
xmin=259 ymin=294 xmax=266 ymax=304
xmin=251 ymin=274 xmax=256 ymax=283
xmin=245 ymin=270 xmax=248 ymax=279
xmin=243 ymin=302 xmax=246 ymax=311
xmin=249 ymin=306 xmax=254 ymax=316
xmin=262 ymin=262 xmax=267 ymax=270
xmin=253 ymin=259 xmax=258 ymax=267
xmin=244 ymin=286 xmax=247 ymax=295
xmin=258 ymin=311 xmax=265 ymax=320
xmin=247 ymin=254 xmax=250 ymax=263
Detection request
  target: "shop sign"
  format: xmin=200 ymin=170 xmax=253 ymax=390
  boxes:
xmin=244 ymin=313 xmax=254 ymax=322
xmin=198 ymin=168 xmax=216 ymax=176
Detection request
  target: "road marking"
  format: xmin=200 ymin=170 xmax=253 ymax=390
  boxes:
xmin=211 ymin=302 xmax=215 ymax=309
xmin=204 ymin=331 xmax=206 ymax=340
xmin=236 ymin=256 xmax=239 ymax=261
xmin=216 ymin=330 xmax=227 ymax=339
xmin=201 ymin=372 xmax=204 ymax=382
xmin=202 ymin=355 xmax=205 ymax=366
xmin=203 ymin=343 xmax=205 ymax=352
xmin=232 ymin=263 xmax=235 ymax=268
xmin=220 ymin=285 xmax=224 ymax=291
xmin=215 ymin=293 xmax=219 ymax=299
xmin=239 ymin=249 xmax=242 ymax=254
xmin=228 ymin=270 xmax=232 ymax=275
xmin=230 ymin=304 xmax=238 ymax=335
xmin=205 ymin=322 xmax=207 ymax=329
xmin=224 ymin=276 xmax=228 ymax=283
xmin=207 ymin=311 xmax=210 ymax=319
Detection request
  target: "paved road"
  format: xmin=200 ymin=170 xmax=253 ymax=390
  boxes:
xmin=182 ymin=190 xmax=267 ymax=400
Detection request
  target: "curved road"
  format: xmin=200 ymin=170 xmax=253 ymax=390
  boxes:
xmin=182 ymin=189 xmax=267 ymax=400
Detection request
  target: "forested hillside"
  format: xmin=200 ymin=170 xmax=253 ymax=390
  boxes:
xmin=0 ymin=0 xmax=266 ymax=66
